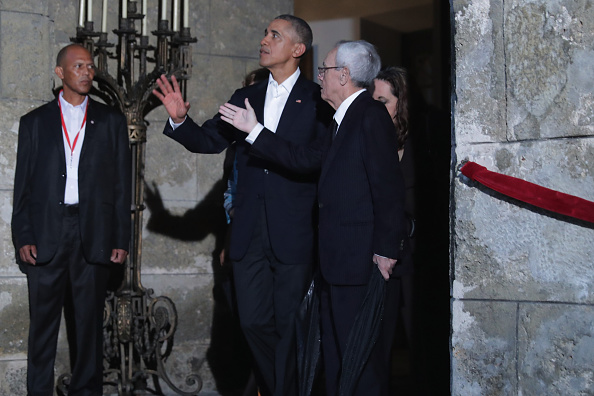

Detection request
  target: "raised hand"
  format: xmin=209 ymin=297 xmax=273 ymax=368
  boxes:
xmin=219 ymin=98 xmax=258 ymax=133
xmin=153 ymin=74 xmax=191 ymax=123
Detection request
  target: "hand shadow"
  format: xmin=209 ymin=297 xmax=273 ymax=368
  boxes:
xmin=144 ymin=180 xmax=228 ymax=242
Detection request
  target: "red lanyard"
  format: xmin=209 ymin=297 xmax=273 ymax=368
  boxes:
xmin=58 ymin=94 xmax=88 ymax=165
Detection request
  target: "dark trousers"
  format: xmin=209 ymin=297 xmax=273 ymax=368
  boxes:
xmin=232 ymin=203 xmax=312 ymax=396
xmin=26 ymin=213 xmax=110 ymax=396
xmin=320 ymin=274 xmax=401 ymax=396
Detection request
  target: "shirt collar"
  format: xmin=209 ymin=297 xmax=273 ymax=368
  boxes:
xmin=333 ymin=88 xmax=366 ymax=126
xmin=59 ymin=90 xmax=89 ymax=111
xmin=268 ymin=68 xmax=301 ymax=97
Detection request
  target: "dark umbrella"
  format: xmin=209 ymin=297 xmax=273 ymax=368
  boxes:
xmin=295 ymin=272 xmax=321 ymax=396
xmin=338 ymin=268 xmax=387 ymax=396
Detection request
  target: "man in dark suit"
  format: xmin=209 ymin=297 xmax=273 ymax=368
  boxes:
xmin=11 ymin=44 xmax=131 ymax=396
xmin=152 ymin=15 xmax=331 ymax=396
xmin=220 ymin=40 xmax=406 ymax=396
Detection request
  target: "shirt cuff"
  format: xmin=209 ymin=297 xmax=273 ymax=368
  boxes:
xmin=169 ymin=116 xmax=187 ymax=130
xmin=245 ymin=123 xmax=265 ymax=145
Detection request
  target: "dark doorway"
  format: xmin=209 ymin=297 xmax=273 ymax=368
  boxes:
xmin=362 ymin=3 xmax=452 ymax=395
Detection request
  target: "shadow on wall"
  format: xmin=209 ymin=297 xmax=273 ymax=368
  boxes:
xmin=143 ymin=177 xmax=254 ymax=395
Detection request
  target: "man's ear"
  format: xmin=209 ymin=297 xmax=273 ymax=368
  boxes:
xmin=340 ymin=68 xmax=349 ymax=86
xmin=292 ymin=43 xmax=306 ymax=59
xmin=55 ymin=66 xmax=64 ymax=80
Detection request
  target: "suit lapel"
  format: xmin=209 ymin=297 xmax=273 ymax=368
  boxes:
xmin=79 ymin=98 xmax=97 ymax=163
xmin=50 ymin=99 xmax=68 ymax=170
xmin=251 ymin=80 xmax=267 ymax=123
xmin=319 ymin=92 xmax=367 ymax=187
xmin=275 ymin=76 xmax=307 ymax=137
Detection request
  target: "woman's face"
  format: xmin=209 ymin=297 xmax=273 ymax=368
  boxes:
xmin=372 ymin=79 xmax=398 ymax=121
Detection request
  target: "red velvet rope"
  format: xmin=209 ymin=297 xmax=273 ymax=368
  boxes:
xmin=460 ymin=161 xmax=594 ymax=224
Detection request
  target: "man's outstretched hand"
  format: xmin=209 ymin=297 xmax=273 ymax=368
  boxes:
xmin=153 ymin=74 xmax=191 ymax=124
xmin=219 ymin=98 xmax=258 ymax=133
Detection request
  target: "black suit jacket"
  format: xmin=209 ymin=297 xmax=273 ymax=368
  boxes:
xmin=12 ymin=98 xmax=131 ymax=265
xmin=250 ymin=91 xmax=406 ymax=285
xmin=163 ymin=74 xmax=332 ymax=264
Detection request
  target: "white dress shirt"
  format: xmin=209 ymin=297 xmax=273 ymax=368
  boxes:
xmin=245 ymin=68 xmax=301 ymax=143
xmin=169 ymin=68 xmax=301 ymax=142
xmin=59 ymin=92 xmax=89 ymax=205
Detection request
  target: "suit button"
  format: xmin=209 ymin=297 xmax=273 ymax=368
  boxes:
xmin=61 ymin=174 xmax=65 ymax=178
xmin=318 ymin=203 xmax=323 ymax=208
xmin=264 ymin=169 xmax=269 ymax=174
xmin=59 ymin=201 xmax=63 ymax=205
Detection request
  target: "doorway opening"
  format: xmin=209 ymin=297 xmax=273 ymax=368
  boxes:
xmin=295 ymin=1 xmax=452 ymax=394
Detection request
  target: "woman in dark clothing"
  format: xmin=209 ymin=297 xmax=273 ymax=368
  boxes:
xmin=371 ymin=66 xmax=417 ymax=388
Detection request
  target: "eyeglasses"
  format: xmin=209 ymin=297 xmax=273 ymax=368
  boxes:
xmin=317 ymin=66 xmax=344 ymax=77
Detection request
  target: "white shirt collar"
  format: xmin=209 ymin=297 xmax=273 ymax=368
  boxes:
xmin=268 ymin=68 xmax=301 ymax=97
xmin=333 ymin=88 xmax=366 ymax=126
xmin=59 ymin=90 xmax=89 ymax=111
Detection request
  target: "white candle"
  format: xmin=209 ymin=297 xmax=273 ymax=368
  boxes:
xmin=79 ymin=0 xmax=86 ymax=26
xmin=102 ymin=0 xmax=108 ymax=32
xmin=87 ymin=0 xmax=93 ymax=22
xmin=122 ymin=0 xmax=127 ymax=18
xmin=182 ymin=0 xmax=189 ymax=28
xmin=161 ymin=0 xmax=167 ymax=20
xmin=172 ymin=0 xmax=179 ymax=31
xmin=142 ymin=0 xmax=147 ymax=35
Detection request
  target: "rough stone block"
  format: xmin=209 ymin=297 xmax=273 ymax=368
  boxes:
xmin=184 ymin=0 xmax=210 ymax=55
xmin=454 ymin=139 xmax=594 ymax=303
xmin=47 ymin=0 xmax=79 ymax=46
xmin=0 ymin=101 xmax=21 ymax=190
xmin=505 ymin=0 xmax=594 ymax=140
xmin=0 ymin=277 xmax=29 ymax=357
xmin=0 ymin=11 xmax=53 ymax=101
xmin=144 ymin=126 xmax=201 ymax=204
xmin=0 ymin=190 xmax=20 ymax=276
xmin=453 ymin=0 xmax=506 ymax=144
xmin=518 ymin=304 xmax=594 ymax=395
xmin=0 ymin=360 xmax=27 ymax=395
xmin=451 ymin=300 xmax=517 ymax=395
xmin=0 ymin=0 xmax=48 ymax=14
xmin=210 ymin=0 xmax=292 ymax=58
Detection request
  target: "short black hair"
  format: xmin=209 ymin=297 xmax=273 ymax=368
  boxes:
xmin=56 ymin=44 xmax=89 ymax=67
xmin=274 ymin=14 xmax=313 ymax=54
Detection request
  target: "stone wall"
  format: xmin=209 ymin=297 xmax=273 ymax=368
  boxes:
xmin=452 ymin=1 xmax=594 ymax=395
xmin=0 ymin=0 xmax=291 ymax=394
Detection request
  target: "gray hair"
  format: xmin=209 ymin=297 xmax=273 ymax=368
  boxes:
xmin=335 ymin=40 xmax=381 ymax=88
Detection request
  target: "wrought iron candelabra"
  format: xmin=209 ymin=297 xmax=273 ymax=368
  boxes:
xmin=57 ymin=1 xmax=201 ymax=394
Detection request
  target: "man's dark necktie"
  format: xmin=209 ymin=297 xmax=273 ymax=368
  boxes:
xmin=331 ymin=119 xmax=338 ymax=140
